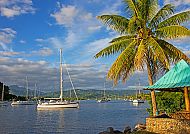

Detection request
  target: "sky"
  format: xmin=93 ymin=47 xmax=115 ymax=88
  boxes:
xmin=0 ymin=0 xmax=189 ymax=92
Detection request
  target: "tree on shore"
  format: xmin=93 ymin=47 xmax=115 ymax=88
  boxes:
xmin=95 ymin=0 xmax=190 ymax=116
xmin=0 ymin=82 xmax=17 ymax=101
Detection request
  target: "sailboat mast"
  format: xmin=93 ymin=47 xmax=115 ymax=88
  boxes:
xmin=34 ymin=83 xmax=37 ymax=98
xmin=2 ymin=83 xmax=4 ymax=101
xmin=60 ymin=48 xmax=63 ymax=102
xmin=103 ymin=81 xmax=106 ymax=98
xmin=26 ymin=76 xmax=29 ymax=100
xmin=138 ymin=78 xmax=141 ymax=95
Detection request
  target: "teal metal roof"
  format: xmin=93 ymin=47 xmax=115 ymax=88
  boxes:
xmin=145 ymin=59 xmax=190 ymax=90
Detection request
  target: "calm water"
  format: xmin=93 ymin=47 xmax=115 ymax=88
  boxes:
xmin=0 ymin=100 xmax=149 ymax=134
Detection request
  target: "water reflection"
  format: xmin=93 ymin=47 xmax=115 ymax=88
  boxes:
xmin=36 ymin=109 xmax=66 ymax=133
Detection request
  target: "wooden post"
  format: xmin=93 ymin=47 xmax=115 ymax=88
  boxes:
xmin=151 ymin=90 xmax=157 ymax=116
xmin=184 ymin=87 xmax=190 ymax=112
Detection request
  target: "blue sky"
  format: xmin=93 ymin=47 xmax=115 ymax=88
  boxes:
xmin=0 ymin=0 xmax=189 ymax=92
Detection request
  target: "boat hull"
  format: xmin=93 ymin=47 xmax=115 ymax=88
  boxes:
xmin=132 ymin=99 xmax=144 ymax=104
xmin=97 ymin=100 xmax=110 ymax=103
xmin=37 ymin=101 xmax=79 ymax=109
xmin=11 ymin=101 xmax=36 ymax=105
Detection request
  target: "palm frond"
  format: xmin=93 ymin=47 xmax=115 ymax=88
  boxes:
xmin=110 ymin=35 xmax=136 ymax=43
xmin=95 ymin=38 xmax=135 ymax=58
xmin=147 ymin=37 xmax=170 ymax=69
xmin=158 ymin=10 xmax=190 ymax=28
xmin=140 ymin=0 xmax=158 ymax=22
xmin=157 ymin=39 xmax=190 ymax=63
xmin=97 ymin=15 xmax=129 ymax=34
xmin=123 ymin=0 xmax=140 ymax=17
xmin=149 ymin=4 xmax=174 ymax=29
xmin=134 ymin=39 xmax=147 ymax=70
xmin=155 ymin=25 xmax=190 ymax=39
xmin=107 ymin=39 xmax=137 ymax=84
xmin=127 ymin=16 xmax=139 ymax=34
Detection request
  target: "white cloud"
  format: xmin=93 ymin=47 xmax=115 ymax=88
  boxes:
xmin=0 ymin=0 xmax=35 ymax=18
xmin=49 ymin=1 xmax=122 ymax=51
xmin=100 ymin=1 xmax=122 ymax=15
xmin=35 ymin=38 xmax=44 ymax=42
xmin=48 ymin=37 xmax=63 ymax=49
xmin=31 ymin=47 xmax=53 ymax=57
xmin=65 ymin=30 xmax=80 ymax=47
xmin=86 ymin=38 xmax=112 ymax=55
xmin=51 ymin=5 xmax=78 ymax=27
xmin=88 ymin=25 xmax=102 ymax=31
xmin=19 ymin=40 xmax=26 ymax=44
xmin=0 ymin=28 xmax=16 ymax=51
xmin=50 ymin=4 xmax=103 ymax=50
xmin=0 ymin=51 xmax=21 ymax=56
xmin=0 ymin=57 xmax=111 ymax=91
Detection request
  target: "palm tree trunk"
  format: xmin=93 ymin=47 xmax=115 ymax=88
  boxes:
xmin=147 ymin=63 xmax=157 ymax=116
xmin=184 ymin=87 xmax=190 ymax=112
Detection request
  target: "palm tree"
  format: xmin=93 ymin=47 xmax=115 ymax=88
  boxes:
xmin=95 ymin=0 xmax=190 ymax=116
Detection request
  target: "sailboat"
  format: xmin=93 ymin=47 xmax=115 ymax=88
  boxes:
xmin=37 ymin=48 xmax=79 ymax=109
xmin=132 ymin=78 xmax=144 ymax=104
xmin=97 ymin=79 xmax=110 ymax=103
xmin=11 ymin=76 xmax=36 ymax=105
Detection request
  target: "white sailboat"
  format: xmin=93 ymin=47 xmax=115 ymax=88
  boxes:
xmin=132 ymin=78 xmax=144 ymax=104
xmin=11 ymin=77 xmax=36 ymax=105
xmin=37 ymin=48 xmax=79 ymax=109
xmin=97 ymin=79 xmax=110 ymax=103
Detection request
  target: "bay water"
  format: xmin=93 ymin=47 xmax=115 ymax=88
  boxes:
xmin=0 ymin=100 xmax=149 ymax=134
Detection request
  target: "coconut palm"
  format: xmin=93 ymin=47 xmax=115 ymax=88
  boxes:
xmin=95 ymin=0 xmax=190 ymax=116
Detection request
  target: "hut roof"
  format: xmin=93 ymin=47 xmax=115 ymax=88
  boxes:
xmin=145 ymin=60 xmax=190 ymax=91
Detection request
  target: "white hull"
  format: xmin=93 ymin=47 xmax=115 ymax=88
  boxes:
xmin=37 ymin=101 xmax=79 ymax=109
xmin=132 ymin=99 xmax=144 ymax=104
xmin=11 ymin=101 xmax=36 ymax=105
xmin=97 ymin=99 xmax=110 ymax=103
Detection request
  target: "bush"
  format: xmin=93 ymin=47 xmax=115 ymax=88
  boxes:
xmin=147 ymin=92 xmax=186 ymax=115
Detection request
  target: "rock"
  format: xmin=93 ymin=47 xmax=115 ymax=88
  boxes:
xmin=113 ymin=130 xmax=124 ymax=134
xmin=123 ymin=126 xmax=131 ymax=134
xmin=107 ymin=127 xmax=114 ymax=133
xmin=99 ymin=131 xmax=110 ymax=134
xmin=99 ymin=127 xmax=124 ymax=134
xmin=134 ymin=123 xmax=146 ymax=131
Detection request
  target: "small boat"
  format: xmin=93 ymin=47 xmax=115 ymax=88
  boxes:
xmin=132 ymin=78 xmax=144 ymax=104
xmin=97 ymin=97 xmax=110 ymax=103
xmin=97 ymin=79 xmax=110 ymax=103
xmin=132 ymin=99 xmax=144 ymax=104
xmin=11 ymin=100 xmax=36 ymax=105
xmin=11 ymin=76 xmax=36 ymax=106
xmin=37 ymin=48 xmax=79 ymax=109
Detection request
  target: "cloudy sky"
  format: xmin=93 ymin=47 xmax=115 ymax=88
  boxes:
xmin=0 ymin=0 xmax=189 ymax=92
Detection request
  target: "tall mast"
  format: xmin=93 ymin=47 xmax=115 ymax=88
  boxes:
xmin=34 ymin=83 xmax=37 ymax=98
xmin=103 ymin=81 xmax=106 ymax=98
xmin=60 ymin=48 xmax=63 ymax=102
xmin=138 ymin=78 xmax=141 ymax=95
xmin=26 ymin=76 xmax=29 ymax=100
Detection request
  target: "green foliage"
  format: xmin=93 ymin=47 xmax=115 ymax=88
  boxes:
xmin=0 ymin=82 xmax=17 ymax=101
xmin=43 ymin=89 xmax=140 ymax=100
xmin=147 ymin=92 xmax=186 ymax=115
